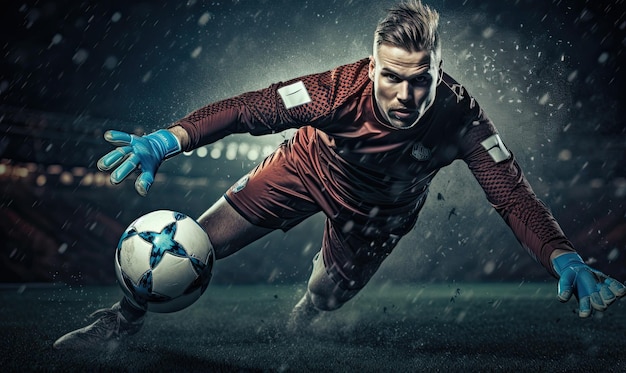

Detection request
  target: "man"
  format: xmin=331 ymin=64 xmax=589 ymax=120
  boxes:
xmin=54 ymin=0 xmax=625 ymax=349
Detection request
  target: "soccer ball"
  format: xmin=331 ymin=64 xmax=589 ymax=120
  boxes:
xmin=114 ymin=210 xmax=214 ymax=313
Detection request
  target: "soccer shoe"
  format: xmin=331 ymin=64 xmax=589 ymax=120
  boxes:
xmin=286 ymin=291 xmax=321 ymax=333
xmin=53 ymin=302 xmax=144 ymax=350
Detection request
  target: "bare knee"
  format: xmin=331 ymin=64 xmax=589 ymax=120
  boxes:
xmin=307 ymin=251 xmax=360 ymax=311
xmin=307 ymin=280 xmax=360 ymax=311
xmin=308 ymin=290 xmax=345 ymax=311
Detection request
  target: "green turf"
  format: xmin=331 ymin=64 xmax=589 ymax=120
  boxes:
xmin=1 ymin=282 xmax=625 ymax=372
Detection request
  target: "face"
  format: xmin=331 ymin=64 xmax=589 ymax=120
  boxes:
xmin=369 ymin=44 xmax=441 ymax=129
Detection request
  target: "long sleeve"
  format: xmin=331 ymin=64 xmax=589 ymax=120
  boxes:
xmin=168 ymin=87 xmax=290 ymax=151
xmin=169 ymin=59 xmax=371 ymax=151
xmin=460 ymin=109 xmax=576 ymax=277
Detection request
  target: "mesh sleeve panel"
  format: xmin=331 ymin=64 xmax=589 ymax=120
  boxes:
xmin=170 ymin=59 xmax=371 ymax=151
xmin=461 ymin=113 xmax=575 ymax=277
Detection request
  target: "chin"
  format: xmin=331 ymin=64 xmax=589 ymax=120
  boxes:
xmin=389 ymin=122 xmax=416 ymax=130
xmin=389 ymin=116 xmax=421 ymax=129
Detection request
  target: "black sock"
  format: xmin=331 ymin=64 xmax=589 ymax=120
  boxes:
xmin=120 ymin=297 xmax=147 ymax=321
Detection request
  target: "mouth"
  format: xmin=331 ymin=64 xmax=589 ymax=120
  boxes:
xmin=389 ymin=108 xmax=417 ymax=121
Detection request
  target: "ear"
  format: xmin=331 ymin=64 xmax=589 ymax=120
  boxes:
xmin=368 ymin=56 xmax=376 ymax=81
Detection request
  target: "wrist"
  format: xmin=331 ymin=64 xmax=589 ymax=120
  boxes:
xmin=167 ymin=125 xmax=190 ymax=151
xmin=549 ymin=249 xmax=571 ymax=261
xmin=551 ymin=252 xmax=584 ymax=277
xmin=148 ymin=129 xmax=182 ymax=158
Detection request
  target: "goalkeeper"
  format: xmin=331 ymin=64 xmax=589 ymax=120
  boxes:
xmin=54 ymin=0 xmax=625 ymax=349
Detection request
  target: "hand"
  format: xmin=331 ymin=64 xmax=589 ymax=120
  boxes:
xmin=552 ymin=252 xmax=626 ymax=317
xmin=97 ymin=129 xmax=181 ymax=196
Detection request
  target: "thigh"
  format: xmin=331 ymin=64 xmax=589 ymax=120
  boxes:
xmin=224 ymin=142 xmax=321 ymax=231
xmin=197 ymin=196 xmax=274 ymax=259
xmin=201 ymin=143 xmax=323 ymax=258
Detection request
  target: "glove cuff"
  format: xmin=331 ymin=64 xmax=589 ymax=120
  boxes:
xmin=551 ymin=252 xmax=584 ymax=277
xmin=148 ymin=129 xmax=182 ymax=159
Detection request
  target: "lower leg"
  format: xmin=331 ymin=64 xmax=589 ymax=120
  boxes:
xmin=119 ymin=296 xmax=147 ymax=322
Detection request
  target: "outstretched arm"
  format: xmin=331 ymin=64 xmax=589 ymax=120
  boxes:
xmin=460 ymin=109 xmax=625 ymax=317
xmin=97 ymin=59 xmax=371 ymax=196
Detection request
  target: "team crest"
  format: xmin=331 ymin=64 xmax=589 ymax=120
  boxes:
xmin=411 ymin=142 xmax=432 ymax=161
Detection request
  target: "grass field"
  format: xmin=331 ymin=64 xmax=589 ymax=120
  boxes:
xmin=1 ymin=282 xmax=625 ymax=372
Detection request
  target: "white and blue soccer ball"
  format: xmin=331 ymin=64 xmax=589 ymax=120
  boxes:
xmin=114 ymin=210 xmax=214 ymax=313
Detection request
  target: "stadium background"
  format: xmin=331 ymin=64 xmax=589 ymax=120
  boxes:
xmin=1 ymin=0 xmax=624 ymax=287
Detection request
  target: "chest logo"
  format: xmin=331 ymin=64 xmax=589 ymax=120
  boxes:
xmin=412 ymin=142 xmax=432 ymax=161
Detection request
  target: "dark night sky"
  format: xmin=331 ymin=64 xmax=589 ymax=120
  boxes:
xmin=1 ymin=0 xmax=625 ymax=286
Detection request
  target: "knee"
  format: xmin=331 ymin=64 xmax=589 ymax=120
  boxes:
xmin=308 ymin=281 xmax=360 ymax=311
xmin=308 ymin=290 xmax=344 ymax=312
xmin=306 ymin=251 xmax=360 ymax=311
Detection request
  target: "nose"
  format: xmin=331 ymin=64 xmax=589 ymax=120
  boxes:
xmin=396 ymin=81 xmax=412 ymax=103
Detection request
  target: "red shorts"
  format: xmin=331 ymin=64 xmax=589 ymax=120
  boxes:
xmin=224 ymin=140 xmax=421 ymax=290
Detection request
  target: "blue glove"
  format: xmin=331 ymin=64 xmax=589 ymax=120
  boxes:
xmin=97 ymin=129 xmax=181 ymax=196
xmin=552 ymin=252 xmax=626 ymax=318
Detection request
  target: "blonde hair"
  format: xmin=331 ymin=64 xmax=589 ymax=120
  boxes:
xmin=374 ymin=0 xmax=441 ymax=57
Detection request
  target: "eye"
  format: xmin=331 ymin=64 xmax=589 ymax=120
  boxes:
xmin=383 ymin=73 xmax=401 ymax=83
xmin=411 ymin=75 xmax=431 ymax=86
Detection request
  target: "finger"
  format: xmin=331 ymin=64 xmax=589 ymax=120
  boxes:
xmin=104 ymin=130 xmax=134 ymax=147
xmin=97 ymin=146 xmax=133 ymax=171
xmin=557 ymin=270 xmax=576 ymax=302
xmin=590 ymin=290 xmax=607 ymax=312
xmin=578 ymin=295 xmax=592 ymax=318
xmin=575 ymin=269 xmax=600 ymax=299
xmin=135 ymin=171 xmax=154 ymax=197
xmin=110 ymin=153 xmax=140 ymax=184
xmin=606 ymin=278 xmax=626 ymax=298
xmin=598 ymin=283 xmax=617 ymax=305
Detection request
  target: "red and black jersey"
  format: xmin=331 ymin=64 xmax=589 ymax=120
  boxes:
xmin=171 ymin=58 xmax=575 ymax=277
